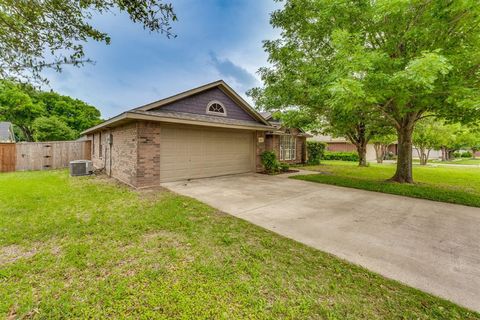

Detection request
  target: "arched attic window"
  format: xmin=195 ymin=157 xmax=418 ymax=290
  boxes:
xmin=206 ymin=100 xmax=227 ymax=116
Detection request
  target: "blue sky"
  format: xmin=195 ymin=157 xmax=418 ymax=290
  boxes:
xmin=44 ymin=0 xmax=281 ymax=119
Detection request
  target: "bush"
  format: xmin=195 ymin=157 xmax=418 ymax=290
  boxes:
xmin=323 ymin=151 xmax=359 ymax=162
xmin=461 ymin=151 xmax=472 ymax=158
xmin=307 ymin=141 xmax=326 ymax=165
xmin=279 ymin=162 xmax=290 ymax=172
xmin=453 ymin=151 xmax=462 ymax=158
xmin=261 ymin=151 xmax=280 ymax=173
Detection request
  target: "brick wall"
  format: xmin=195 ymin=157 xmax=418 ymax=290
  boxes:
xmin=326 ymin=142 xmax=357 ymax=153
xmin=265 ymin=133 xmax=306 ymax=164
xmin=89 ymin=123 xmax=138 ymax=187
xmin=137 ymin=122 xmax=161 ymax=188
xmin=255 ymin=131 xmax=266 ymax=172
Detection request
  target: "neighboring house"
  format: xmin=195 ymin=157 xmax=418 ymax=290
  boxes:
xmin=82 ymin=80 xmax=307 ymax=188
xmin=0 ymin=122 xmax=15 ymax=143
xmin=310 ymin=134 xmax=444 ymax=161
xmin=260 ymin=112 xmax=310 ymax=165
xmin=309 ymin=135 xmax=378 ymax=161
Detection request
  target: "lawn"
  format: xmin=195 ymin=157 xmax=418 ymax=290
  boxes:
xmin=0 ymin=171 xmax=478 ymax=319
xmin=436 ymin=158 xmax=480 ymax=165
xmin=294 ymin=160 xmax=480 ymax=207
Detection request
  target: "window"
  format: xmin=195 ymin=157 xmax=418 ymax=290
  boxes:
xmin=280 ymin=135 xmax=296 ymax=161
xmin=99 ymin=132 xmax=103 ymax=158
xmin=206 ymin=101 xmax=226 ymax=116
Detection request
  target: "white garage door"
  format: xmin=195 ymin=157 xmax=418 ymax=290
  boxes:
xmin=160 ymin=125 xmax=254 ymax=182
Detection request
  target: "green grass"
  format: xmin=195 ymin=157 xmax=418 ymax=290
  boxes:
xmin=435 ymin=158 xmax=480 ymax=165
xmin=0 ymin=171 xmax=478 ymax=319
xmin=294 ymin=160 xmax=480 ymax=207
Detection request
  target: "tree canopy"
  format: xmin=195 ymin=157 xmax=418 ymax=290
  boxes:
xmin=0 ymin=81 xmax=101 ymax=141
xmin=0 ymin=0 xmax=176 ymax=83
xmin=250 ymin=0 xmax=480 ymax=183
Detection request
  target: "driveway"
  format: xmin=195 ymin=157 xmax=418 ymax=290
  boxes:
xmin=162 ymin=173 xmax=480 ymax=312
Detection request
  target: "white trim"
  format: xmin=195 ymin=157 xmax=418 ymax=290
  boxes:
xmin=279 ymin=135 xmax=296 ymax=161
xmin=206 ymin=100 xmax=227 ymax=116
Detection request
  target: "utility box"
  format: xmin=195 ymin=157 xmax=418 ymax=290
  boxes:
xmin=69 ymin=160 xmax=93 ymax=176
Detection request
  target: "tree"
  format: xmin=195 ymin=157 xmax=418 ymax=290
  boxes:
xmin=412 ymin=118 xmax=442 ymax=165
xmin=320 ymin=108 xmax=389 ymax=167
xmin=251 ymin=0 xmax=480 ymax=183
xmin=0 ymin=0 xmax=176 ymax=83
xmin=437 ymin=123 xmax=465 ymax=161
xmin=0 ymin=81 xmax=42 ymax=140
xmin=370 ymin=133 xmax=396 ymax=164
xmin=32 ymin=116 xmax=75 ymax=141
xmin=0 ymin=80 xmax=102 ymax=140
xmin=457 ymin=127 xmax=480 ymax=159
xmin=31 ymin=91 xmax=102 ymax=135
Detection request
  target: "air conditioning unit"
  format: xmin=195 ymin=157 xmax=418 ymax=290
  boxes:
xmin=69 ymin=160 xmax=93 ymax=176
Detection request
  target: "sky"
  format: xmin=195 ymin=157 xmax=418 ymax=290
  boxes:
xmin=43 ymin=0 xmax=282 ymax=119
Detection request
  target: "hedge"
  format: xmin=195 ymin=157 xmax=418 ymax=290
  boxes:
xmin=323 ymin=151 xmax=359 ymax=162
xmin=306 ymin=141 xmax=326 ymax=165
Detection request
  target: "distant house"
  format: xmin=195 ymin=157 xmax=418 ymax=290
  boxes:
xmin=82 ymin=80 xmax=309 ymax=188
xmin=0 ymin=122 xmax=15 ymax=143
xmin=309 ymin=134 xmax=378 ymax=161
xmin=309 ymin=134 xmax=444 ymax=161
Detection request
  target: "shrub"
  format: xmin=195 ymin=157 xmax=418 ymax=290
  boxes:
xmin=279 ymin=162 xmax=290 ymax=172
xmin=261 ymin=151 xmax=280 ymax=173
xmin=323 ymin=151 xmax=359 ymax=162
xmin=453 ymin=151 xmax=462 ymax=158
xmin=461 ymin=151 xmax=472 ymax=158
xmin=307 ymin=141 xmax=326 ymax=165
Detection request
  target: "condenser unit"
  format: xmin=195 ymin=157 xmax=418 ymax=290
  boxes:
xmin=69 ymin=160 xmax=93 ymax=176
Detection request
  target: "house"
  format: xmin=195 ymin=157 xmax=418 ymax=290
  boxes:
xmin=0 ymin=122 xmax=15 ymax=143
xmin=260 ymin=112 xmax=310 ymax=164
xmin=309 ymin=135 xmax=378 ymax=161
xmin=309 ymin=134 xmax=444 ymax=161
xmin=82 ymin=80 xmax=307 ymax=188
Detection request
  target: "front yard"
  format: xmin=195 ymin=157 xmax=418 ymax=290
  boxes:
xmin=294 ymin=160 xmax=480 ymax=207
xmin=0 ymin=170 xmax=478 ymax=319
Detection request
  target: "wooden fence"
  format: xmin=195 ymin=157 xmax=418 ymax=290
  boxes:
xmin=0 ymin=143 xmax=16 ymax=172
xmin=0 ymin=140 xmax=91 ymax=172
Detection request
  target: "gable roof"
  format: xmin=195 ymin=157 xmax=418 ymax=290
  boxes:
xmin=82 ymin=80 xmax=272 ymax=135
xmin=0 ymin=122 xmax=15 ymax=142
xmin=135 ymin=80 xmax=270 ymax=126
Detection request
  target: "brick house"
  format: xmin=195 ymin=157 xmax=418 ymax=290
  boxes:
xmin=82 ymin=80 xmax=308 ymax=188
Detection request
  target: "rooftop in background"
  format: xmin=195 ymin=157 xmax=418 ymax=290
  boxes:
xmin=0 ymin=122 xmax=15 ymax=143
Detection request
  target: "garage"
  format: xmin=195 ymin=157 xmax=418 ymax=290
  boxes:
xmin=159 ymin=125 xmax=254 ymax=182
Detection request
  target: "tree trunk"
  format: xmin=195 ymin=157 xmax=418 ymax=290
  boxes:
xmin=390 ymin=121 xmax=414 ymax=183
xmin=346 ymin=123 xmax=369 ymax=167
xmin=441 ymin=147 xmax=447 ymax=161
xmin=374 ymin=143 xmax=384 ymax=163
xmin=356 ymin=144 xmax=368 ymax=167
xmin=425 ymin=149 xmax=431 ymax=164
xmin=472 ymin=148 xmax=477 ymax=159
xmin=20 ymin=126 xmax=34 ymax=142
xmin=417 ymin=147 xmax=428 ymax=165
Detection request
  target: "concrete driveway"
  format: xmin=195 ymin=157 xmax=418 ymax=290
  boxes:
xmin=162 ymin=173 xmax=480 ymax=312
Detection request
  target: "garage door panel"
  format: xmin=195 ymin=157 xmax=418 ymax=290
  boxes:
xmin=160 ymin=125 xmax=253 ymax=182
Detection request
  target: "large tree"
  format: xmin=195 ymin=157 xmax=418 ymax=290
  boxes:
xmin=251 ymin=0 xmax=480 ymax=183
xmin=0 ymin=0 xmax=176 ymax=83
xmin=0 ymin=81 xmax=101 ymax=141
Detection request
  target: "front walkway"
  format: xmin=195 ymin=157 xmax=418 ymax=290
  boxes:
xmin=163 ymin=173 xmax=480 ymax=312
